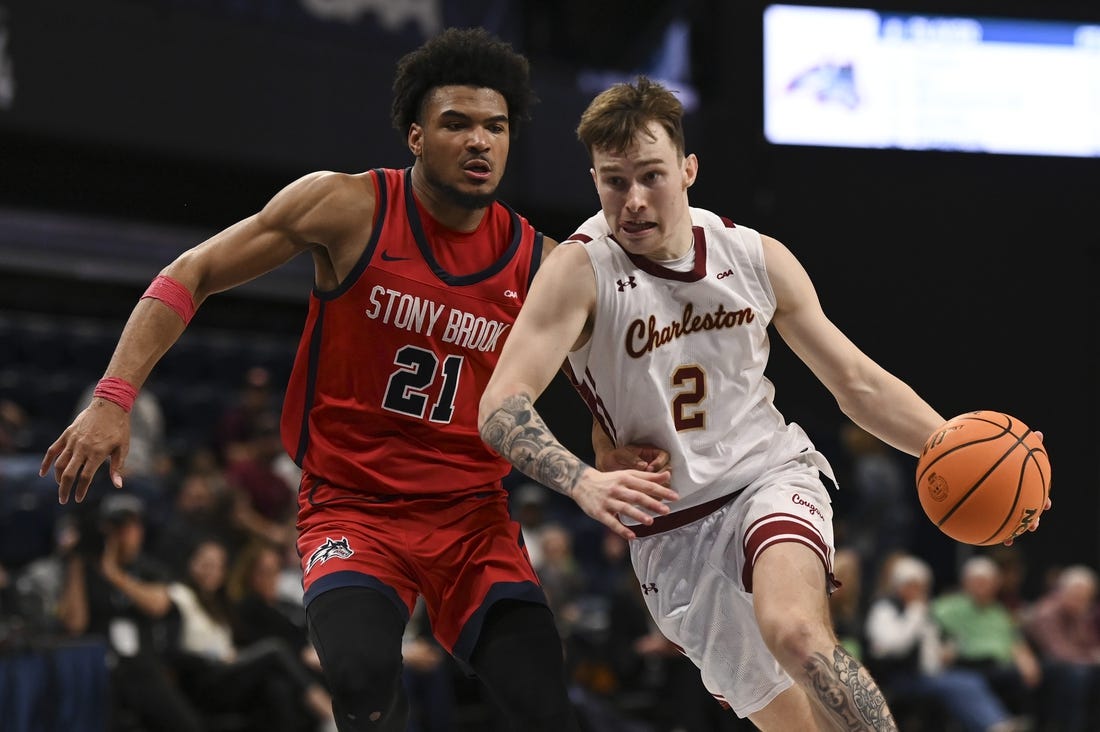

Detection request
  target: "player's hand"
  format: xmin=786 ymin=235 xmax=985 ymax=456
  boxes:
xmin=1004 ymin=430 xmax=1048 ymax=546
xmin=595 ymin=443 xmax=671 ymax=473
xmin=40 ymin=401 xmax=131 ymax=504
xmin=571 ymin=467 xmax=677 ymax=541
xmin=1002 ymin=494 xmax=1051 ymax=546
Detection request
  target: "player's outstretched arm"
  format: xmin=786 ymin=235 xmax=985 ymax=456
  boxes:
xmin=763 ymin=233 xmax=944 ymax=456
xmin=41 ymin=171 xmax=365 ymax=504
xmin=765 ymin=233 xmax=1052 ymax=543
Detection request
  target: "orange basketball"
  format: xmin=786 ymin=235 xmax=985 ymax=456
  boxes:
xmin=916 ymin=410 xmax=1050 ymax=546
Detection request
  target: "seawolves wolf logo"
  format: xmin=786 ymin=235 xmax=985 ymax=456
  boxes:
xmin=306 ymin=536 xmax=354 ymax=573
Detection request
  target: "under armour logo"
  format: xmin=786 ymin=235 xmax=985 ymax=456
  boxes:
xmin=617 ymin=277 xmax=637 ymax=291
xmin=640 ymin=582 xmax=658 ymax=595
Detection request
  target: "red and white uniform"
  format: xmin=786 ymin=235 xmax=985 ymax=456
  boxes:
xmin=564 ymin=208 xmax=833 ymax=514
xmin=565 ymin=209 xmax=839 ymax=716
xmin=283 ymin=168 xmax=547 ymax=658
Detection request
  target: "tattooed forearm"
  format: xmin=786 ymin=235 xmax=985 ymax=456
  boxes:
xmin=480 ymin=393 xmax=588 ymax=497
xmin=803 ymin=645 xmax=896 ymax=731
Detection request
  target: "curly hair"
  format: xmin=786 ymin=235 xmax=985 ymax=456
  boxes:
xmin=391 ymin=27 xmax=537 ymax=140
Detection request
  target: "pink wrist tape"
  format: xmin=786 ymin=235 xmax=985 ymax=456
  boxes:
xmin=141 ymin=274 xmax=196 ymax=324
xmin=93 ymin=376 xmax=138 ymax=413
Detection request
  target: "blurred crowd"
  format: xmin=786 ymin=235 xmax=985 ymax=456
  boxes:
xmin=827 ymin=424 xmax=1100 ymax=732
xmin=0 ymin=358 xmax=1097 ymax=732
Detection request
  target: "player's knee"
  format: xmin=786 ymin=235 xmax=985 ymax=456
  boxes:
xmin=307 ymin=587 xmax=407 ymax=722
xmin=324 ymin=645 xmax=403 ymax=710
xmin=320 ymin=632 xmax=408 ymax=730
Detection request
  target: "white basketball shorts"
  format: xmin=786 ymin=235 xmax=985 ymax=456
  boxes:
xmin=628 ymin=457 xmax=837 ymax=717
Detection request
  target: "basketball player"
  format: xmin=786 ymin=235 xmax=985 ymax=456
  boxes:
xmin=39 ymin=29 xmax=669 ymax=732
xmin=478 ymin=76 xmax=1048 ymax=731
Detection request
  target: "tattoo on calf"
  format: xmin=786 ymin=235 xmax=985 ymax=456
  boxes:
xmin=803 ymin=646 xmax=897 ymax=731
xmin=480 ymin=394 xmax=586 ymax=497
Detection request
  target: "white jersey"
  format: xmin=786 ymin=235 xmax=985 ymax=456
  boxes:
xmin=564 ymin=209 xmax=834 ymax=519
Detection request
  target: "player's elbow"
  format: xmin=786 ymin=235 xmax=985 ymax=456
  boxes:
xmin=829 ymin=364 xmax=881 ymax=419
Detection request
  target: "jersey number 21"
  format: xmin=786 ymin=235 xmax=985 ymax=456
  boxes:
xmin=382 ymin=345 xmax=462 ymax=423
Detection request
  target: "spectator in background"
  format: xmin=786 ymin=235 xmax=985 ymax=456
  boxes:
xmin=11 ymin=512 xmax=82 ymax=636
xmin=183 ymin=444 xmax=232 ymax=494
xmin=167 ymin=536 xmax=336 ymax=732
xmin=512 ymin=482 xmax=551 ymax=571
xmin=864 ymin=554 xmax=1018 ymax=732
xmin=986 ymin=544 xmax=1033 ymax=621
xmin=1023 ymin=564 xmax=1100 ymax=732
xmin=224 ymin=410 xmax=299 ymax=550
xmin=153 ymin=466 xmax=239 ymax=576
xmin=584 ymin=527 xmax=634 ymax=600
xmin=226 ymin=538 xmax=316 ymax=676
xmin=831 ymin=546 xmax=866 ymax=660
xmin=215 ymin=365 xmax=281 ymax=464
xmin=275 ymin=538 xmax=308 ymax=608
xmin=566 ymin=528 xmax=636 ymax=724
xmin=533 ymin=522 xmax=588 ymax=646
xmin=933 ymin=555 xmax=1042 ymax=723
xmin=55 ymin=492 xmax=204 ymax=732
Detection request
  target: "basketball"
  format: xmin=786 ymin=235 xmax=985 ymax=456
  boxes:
xmin=916 ymin=410 xmax=1050 ymax=546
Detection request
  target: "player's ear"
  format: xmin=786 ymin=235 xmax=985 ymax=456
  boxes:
xmin=683 ymin=153 xmax=699 ymax=189
xmin=589 ymin=167 xmax=597 ymax=184
xmin=408 ymin=124 xmax=424 ymax=157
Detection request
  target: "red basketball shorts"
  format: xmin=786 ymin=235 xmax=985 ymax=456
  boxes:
xmin=296 ymin=477 xmax=548 ymax=661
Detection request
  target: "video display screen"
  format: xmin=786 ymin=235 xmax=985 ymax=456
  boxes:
xmin=763 ymin=4 xmax=1100 ymax=157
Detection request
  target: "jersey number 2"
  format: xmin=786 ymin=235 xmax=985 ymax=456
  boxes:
xmin=672 ymin=364 xmax=706 ymax=431
xmin=383 ymin=345 xmax=462 ymax=423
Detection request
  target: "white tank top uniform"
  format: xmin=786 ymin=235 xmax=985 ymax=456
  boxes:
xmin=564 ymin=209 xmax=839 ymax=717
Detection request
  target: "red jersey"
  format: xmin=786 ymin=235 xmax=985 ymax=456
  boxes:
xmin=280 ymin=168 xmax=544 ymax=497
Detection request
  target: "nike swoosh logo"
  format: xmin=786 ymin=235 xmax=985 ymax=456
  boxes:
xmin=380 ymin=251 xmax=411 ymax=262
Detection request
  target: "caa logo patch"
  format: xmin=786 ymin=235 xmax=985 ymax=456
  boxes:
xmin=306 ymin=536 xmax=354 ymax=573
